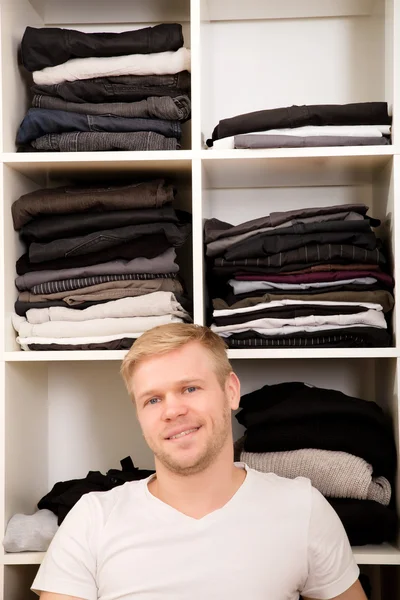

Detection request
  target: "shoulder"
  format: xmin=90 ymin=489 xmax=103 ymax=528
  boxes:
xmin=73 ymin=477 xmax=151 ymax=526
xmin=244 ymin=466 xmax=314 ymax=514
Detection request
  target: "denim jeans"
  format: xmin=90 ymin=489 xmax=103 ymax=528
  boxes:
xmin=17 ymin=108 xmax=181 ymax=145
xmin=31 ymin=72 xmax=191 ymax=103
xmin=32 ymin=94 xmax=191 ymax=121
xmin=21 ymin=24 xmax=184 ymax=71
xmin=30 ymin=131 xmax=179 ymax=152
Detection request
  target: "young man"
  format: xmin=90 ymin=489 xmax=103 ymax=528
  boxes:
xmin=32 ymin=323 xmax=367 ymax=600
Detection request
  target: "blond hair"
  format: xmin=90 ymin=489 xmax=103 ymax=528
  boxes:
xmin=120 ymin=323 xmax=232 ymax=398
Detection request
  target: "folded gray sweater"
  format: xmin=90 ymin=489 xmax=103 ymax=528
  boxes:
xmin=241 ymin=448 xmax=391 ymax=505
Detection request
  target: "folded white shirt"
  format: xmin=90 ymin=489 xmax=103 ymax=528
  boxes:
xmin=213 ymin=298 xmax=383 ymax=317
xmin=25 ymin=292 xmax=188 ymax=324
xmin=212 ymin=125 xmax=391 ymax=149
xmin=228 ymin=277 xmax=377 ymax=294
xmin=33 ymin=47 xmax=191 ymax=85
xmin=211 ymin=309 xmax=386 ymax=334
xmin=214 ymin=322 xmax=385 ymax=338
xmin=13 ymin=313 xmax=185 ymax=339
xmin=17 ymin=332 xmax=143 ymax=350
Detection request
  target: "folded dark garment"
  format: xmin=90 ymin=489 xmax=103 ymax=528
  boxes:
xmin=12 ymin=179 xmax=175 ymax=230
xmin=208 ymin=102 xmax=391 ymax=144
xmin=204 ymin=204 xmax=372 ymax=244
xmin=225 ymin=327 xmax=391 ymax=349
xmin=224 ymin=230 xmax=378 ymax=260
xmin=16 ymin=108 xmax=181 ymax=145
xmin=38 ymin=456 xmax=154 ymax=524
xmin=234 ymin=134 xmax=391 ymax=149
xmin=212 ymin=244 xmax=386 ymax=279
xmin=327 ymin=498 xmax=398 ymax=546
xmin=213 ymin=303 xmax=370 ymax=327
xmin=30 ymin=131 xmax=179 ymax=152
xmin=21 ymin=24 xmax=184 ymax=71
xmin=215 ymin=288 xmax=395 ymax=313
xmin=31 ymin=273 xmax=177 ymax=295
xmin=20 ymin=206 xmax=179 ymax=242
xmin=16 ymin=233 xmax=172 ymax=275
xmin=27 ymin=338 xmax=139 ymax=351
xmin=237 ymin=382 xmax=396 ymax=477
xmin=31 ymin=72 xmax=191 ymax=104
xmin=234 ymin=269 xmax=394 ymax=288
xmin=28 ymin=220 xmax=191 ymax=264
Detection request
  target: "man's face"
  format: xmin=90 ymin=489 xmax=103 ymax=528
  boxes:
xmin=131 ymin=341 xmax=240 ymax=476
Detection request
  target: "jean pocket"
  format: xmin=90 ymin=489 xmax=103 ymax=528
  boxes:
xmin=65 ymin=233 xmax=124 ymax=257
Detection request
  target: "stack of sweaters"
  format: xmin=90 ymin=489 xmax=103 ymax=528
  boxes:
xmin=207 ymin=102 xmax=391 ymax=149
xmin=11 ymin=180 xmax=192 ymax=351
xmin=235 ymin=382 xmax=398 ymax=546
xmin=206 ymin=203 xmax=394 ymax=348
xmin=17 ymin=24 xmax=191 ymax=152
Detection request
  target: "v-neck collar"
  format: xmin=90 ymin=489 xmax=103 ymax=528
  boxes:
xmin=142 ymin=462 xmax=250 ymax=525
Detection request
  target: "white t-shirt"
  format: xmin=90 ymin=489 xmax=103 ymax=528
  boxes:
xmin=31 ymin=464 xmax=359 ymax=600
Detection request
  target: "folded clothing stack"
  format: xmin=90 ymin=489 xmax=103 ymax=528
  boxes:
xmin=207 ymin=102 xmax=391 ymax=149
xmin=12 ymin=180 xmax=192 ymax=350
xmin=235 ymin=382 xmax=398 ymax=546
xmin=206 ymin=203 xmax=394 ymax=347
xmin=3 ymin=456 xmax=153 ymax=551
xmin=17 ymin=24 xmax=191 ymax=151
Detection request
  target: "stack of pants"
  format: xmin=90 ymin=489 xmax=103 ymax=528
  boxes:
xmin=207 ymin=102 xmax=391 ymax=149
xmin=11 ymin=180 xmax=192 ymax=350
xmin=206 ymin=203 xmax=394 ymax=348
xmin=235 ymin=382 xmax=398 ymax=546
xmin=17 ymin=24 xmax=191 ymax=151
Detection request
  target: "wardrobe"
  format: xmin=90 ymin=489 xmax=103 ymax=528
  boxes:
xmin=0 ymin=0 xmax=399 ymax=597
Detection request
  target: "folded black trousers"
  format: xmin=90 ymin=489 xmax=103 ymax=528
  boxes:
xmin=208 ymin=102 xmax=391 ymax=145
xmin=21 ymin=24 xmax=184 ymax=71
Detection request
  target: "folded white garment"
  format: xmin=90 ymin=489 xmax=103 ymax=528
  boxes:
xmin=33 ymin=47 xmax=191 ymax=85
xmin=228 ymin=277 xmax=377 ymax=294
xmin=13 ymin=313 xmax=186 ymax=339
xmin=211 ymin=309 xmax=387 ymax=334
xmin=212 ymin=125 xmax=391 ymax=149
xmin=215 ymin=323 xmax=385 ymax=338
xmin=213 ymin=298 xmax=383 ymax=317
xmin=17 ymin=332 xmax=143 ymax=350
xmin=25 ymin=292 xmax=189 ymax=324
xmin=3 ymin=509 xmax=58 ymax=552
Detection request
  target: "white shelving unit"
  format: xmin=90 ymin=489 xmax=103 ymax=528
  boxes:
xmin=0 ymin=0 xmax=400 ymax=597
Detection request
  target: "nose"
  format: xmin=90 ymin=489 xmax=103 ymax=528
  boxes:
xmin=161 ymin=393 xmax=189 ymax=421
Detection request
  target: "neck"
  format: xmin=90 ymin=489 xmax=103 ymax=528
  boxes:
xmin=148 ymin=444 xmax=246 ymax=519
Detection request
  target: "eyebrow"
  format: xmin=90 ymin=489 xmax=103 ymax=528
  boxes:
xmin=136 ymin=378 xmax=206 ymax=404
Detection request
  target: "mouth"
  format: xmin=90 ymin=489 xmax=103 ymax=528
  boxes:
xmin=166 ymin=426 xmax=201 ymax=441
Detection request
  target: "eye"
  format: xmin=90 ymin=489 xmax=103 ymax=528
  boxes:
xmin=185 ymin=386 xmax=197 ymax=394
xmin=147 ymin=397 xmax=160 ymax=406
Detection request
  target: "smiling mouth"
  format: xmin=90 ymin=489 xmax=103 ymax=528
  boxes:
xmin=167 ymin=427 xmax=200 ymax=440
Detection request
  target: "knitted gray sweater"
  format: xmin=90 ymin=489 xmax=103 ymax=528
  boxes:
xmin=241 ymin=448 xmax=391 ymax=505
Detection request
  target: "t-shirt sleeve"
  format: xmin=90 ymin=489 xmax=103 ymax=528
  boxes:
xmin=31 ymin=494 xmax=98 ymax=599
xmin=300 ymin=486 xmax=360 ymax=599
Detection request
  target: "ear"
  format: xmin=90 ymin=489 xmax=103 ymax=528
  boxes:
xmin=225 ymin=371 xmax=241 ymax=411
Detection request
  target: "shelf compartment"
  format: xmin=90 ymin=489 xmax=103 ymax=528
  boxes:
xmin=201 ymin=150 xmax=394 ymax=188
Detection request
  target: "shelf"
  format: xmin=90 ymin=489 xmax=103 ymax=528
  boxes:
xmin=203 ymin=0 xmax=379 ymax=22
xmin=4 ymin=351 xmax=128 ymax=362
xmin=3 ymin=552 xmax=45 ymax=565
xmin=4 ymin=544 xmax=399 ymax=566
xmin=4 ymin=348 xmax=398 ymax=362
xmin=352 ymin=544 xmax=400 ymax=565
xmin=2 ymin=151 xmax=193 ymax=183
xmin=201 ymin=148 xmax=395 ymax=188
xmin=228 ymin=348 xmax=398 ymax=360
